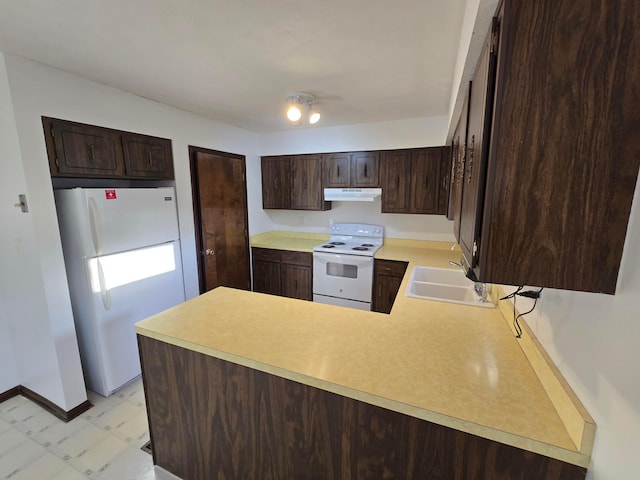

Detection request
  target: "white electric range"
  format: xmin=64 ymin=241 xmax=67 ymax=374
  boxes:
xmin=312 ymin=223 xmax=384 ymax=310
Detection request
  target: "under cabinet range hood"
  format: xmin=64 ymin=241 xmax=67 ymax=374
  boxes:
xmin=323 ymin=188 xmax=382 ymax=202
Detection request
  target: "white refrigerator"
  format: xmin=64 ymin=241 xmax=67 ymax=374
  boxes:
xmin=55 ymin=187 xmax=186 ymax=396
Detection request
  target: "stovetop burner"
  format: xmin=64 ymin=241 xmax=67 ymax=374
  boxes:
xmin=312 ymin=223 xmax=384 ymax=257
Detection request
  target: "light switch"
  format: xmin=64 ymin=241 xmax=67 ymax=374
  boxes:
xmin=15 ymin=194 xmax=28 ymax=212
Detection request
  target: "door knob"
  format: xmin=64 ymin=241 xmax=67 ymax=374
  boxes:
xmin=205 ymin=249 xmax=215 ymax=256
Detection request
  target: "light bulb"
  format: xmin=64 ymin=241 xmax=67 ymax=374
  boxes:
xmin=308 ymin=112 xmax=321 ymax=124
xmin=287 ymin=106 xmax=302 ymax=122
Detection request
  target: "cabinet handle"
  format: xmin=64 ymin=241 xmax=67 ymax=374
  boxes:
xmin=442 ymin=175 xmax=448 ymax=190
xmin=467 ymin=135 xmax=475 ymax=184
xmin=147 ymin=149 xmax=152 ymax=165
xmin=295 ymin=279 xmax=298 ymax=291
xmin=274 ymin=178 xmax=279 ymax=190
xmin=459 ymin=144 xmax=466 ymax=185
xmin=87 ymin=143 xmax=95 ymax=161
xmin=364 ymin=164 xmax=368 ymax=177
xmin=337 ymin=165 xmax=340 ymax=178
xmin=424 ymin=175 xmax=429 ymax=189
xmin=451 ymin=151 xmax=456 ymax=178
xmin=395 ymin=176 xmax=400 ymax=189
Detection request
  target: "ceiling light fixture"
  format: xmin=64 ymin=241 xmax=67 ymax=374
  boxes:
xmin=285 ymin=93 xmax=321 ymax=126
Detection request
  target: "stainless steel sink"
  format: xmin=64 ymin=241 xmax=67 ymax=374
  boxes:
xmin=405 ymin=266 xmax=495 ymax=308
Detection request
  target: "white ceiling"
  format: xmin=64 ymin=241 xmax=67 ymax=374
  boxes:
xmin=0 ymin=0 xmax=467 ymax=133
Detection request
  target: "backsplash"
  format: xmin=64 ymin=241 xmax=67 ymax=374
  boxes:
xmin=265 ymin=200 xmax=455 ymax=242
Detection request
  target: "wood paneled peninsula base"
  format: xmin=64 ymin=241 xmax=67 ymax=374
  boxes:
xmin=135 ymin=284 xmax=592 ymax=480
xmin=138 ymin=339 xmax=585 ymax=480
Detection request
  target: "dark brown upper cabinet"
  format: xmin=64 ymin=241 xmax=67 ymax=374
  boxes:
xmin=456 ymin=0 xmax=640 ymax=294
xmin=43 ymin=117 xmax=174 ymax=180
xmin=381 ymin=147 xmax=447 ymax=214
xmin=322 ymin=153 xmax=351 ymax=187
xmin=410 ymin=148 xmax=443 ymax=214
xmin=437 ymin=146 xmax=452 ymax=216
xmin=291 ymin=155 xmax=327 ymax=210
xmin=261 ymin=156 xmax=292 ymax=209
xmin=261 ymin=154 xmax=330 ymax=211
xmin=459 ymin=24 xmax=498 ymax=272
xmin=121 ymin=133 xmax=173 ymax=179
xmin=351 ymin=152 xmax=380 ymax=187
xmin=380 ymin=150 xmax=411 ymax=213
xmin=449 ymin=84 xmax=470 ymax=241
xmin=45 ymin=118 xmax=125 ymax=177
xmin=322 ymin=151 xmax=379 ymax=188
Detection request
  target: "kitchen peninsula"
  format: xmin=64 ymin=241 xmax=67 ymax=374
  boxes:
xmin=136 ymin=241 xmax=594 ymax=480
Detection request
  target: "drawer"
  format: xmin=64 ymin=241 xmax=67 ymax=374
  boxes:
xmin=252 ymin=247 xmax=281 ymax=262
xmin=374 ymin=259 xmax=408 ymax=277
xmin=280 ymin=250 xmax=312 ymax=267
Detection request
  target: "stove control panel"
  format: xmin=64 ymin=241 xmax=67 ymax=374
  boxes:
xmin=329 ymin=223 xmax=384 ymax=238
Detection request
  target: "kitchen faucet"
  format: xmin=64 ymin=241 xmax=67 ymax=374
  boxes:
xmin=449 ymin=260 xmax=489 ymax=303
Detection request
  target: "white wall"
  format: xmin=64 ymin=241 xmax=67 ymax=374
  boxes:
xmin=0 ymin=303 xmax=19 ymax=392
xmin=0 ymin=52 xmax=269 ymax=409
xmin=0 ymin=52 xmax=21 ymax=393
xmin=3 ymin=53 xmax=268 ymax=301
xmin=259 ymin=116 xmax=456 ymax=241
xmin=511 ymin=175 xmax=640 ymax=479
xmin=0 ymin=52 xmax=78 ymax=404
xmin=449 ymin=2 xmax=640 ymax=477
xmin=447 ymin=0 xmax=499 ymax=140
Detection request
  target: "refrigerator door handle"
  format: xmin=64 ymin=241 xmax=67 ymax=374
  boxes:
xmin=96 ymin=258 xmax=112 ymax=310
xmin=88 ymin=196 xmax=103 ymax=255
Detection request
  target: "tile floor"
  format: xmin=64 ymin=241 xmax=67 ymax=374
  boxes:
xmin=0 ymin=379 xmax=180 ymax=480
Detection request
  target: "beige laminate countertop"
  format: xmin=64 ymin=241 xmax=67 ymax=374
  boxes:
xmin=136 ymin=231 xmax=591 ymax=468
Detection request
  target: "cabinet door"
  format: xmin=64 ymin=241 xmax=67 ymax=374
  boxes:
xmin=372 ymin=260 xmax=408 ymax=314
xmin=352 ymin=152 xmax=379 ymax=187
xmin=291 ymin=155 xmax=327 ymax=210
xmin=438 ymin=146 xmax=451 ymax=215
xmin=322 ymin=153 xmax=351 ymax=187
xmin=459 ymin=27 xmax=498 ymax=270
xmin=450 ymin=89 xmax=469 ymax=241
xmin=46 ymin=118 xmax=125 ymax=177
xmin=410 ymin=148 xmax=441 ymax=214
xmin=281 ymin=264 xmax=312 ymax=301
xmin=380 ymin=151 xmax=411 ymax=213
xmin=122 ymin=133 xmax=174 ymax=179
xmin=252 ymin=259 xmax=281 ymax=296
xmin=261 ymin=157 xmax=291 ymax=209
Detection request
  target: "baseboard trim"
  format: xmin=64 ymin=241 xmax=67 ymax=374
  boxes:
xmin=0 ymin=386 xmax=21 ymax=404
xmin=0 ymin=385 xmax=92 ymax=422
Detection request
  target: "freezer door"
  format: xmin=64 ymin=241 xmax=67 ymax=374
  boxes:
xmin=65 ymin=187 xmax=180 ymax=257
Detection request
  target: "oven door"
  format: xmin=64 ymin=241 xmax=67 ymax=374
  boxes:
xmin=313 ymin=252 xmax=373 ymax=303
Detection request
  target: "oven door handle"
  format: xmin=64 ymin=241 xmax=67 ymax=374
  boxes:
xmin=313 ymin=253 xmax=373 ymax=266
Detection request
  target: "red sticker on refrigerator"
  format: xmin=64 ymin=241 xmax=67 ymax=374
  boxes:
xmin=105 ymin=189 xmax=117 ymax=200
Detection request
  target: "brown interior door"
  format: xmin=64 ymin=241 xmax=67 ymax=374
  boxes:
xmin=191 ymin=147 xmax=251 ymax=293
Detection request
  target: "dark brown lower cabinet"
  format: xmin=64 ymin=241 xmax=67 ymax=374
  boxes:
xmin=280 ymin=250 xmax=312 ymax=300
xmin=252 ymin=247 xmax=312 ymax=301
xmin=372 ymin=259 xmax=408 ymax=313
xmin=138 ymin=335 xmax=587 ymax=480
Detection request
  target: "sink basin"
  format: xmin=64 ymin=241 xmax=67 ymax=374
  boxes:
xmin=405 ymin=266 xmax=495 ymax=308
xmin=409 ymin=266 xmax=471 ymax=287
